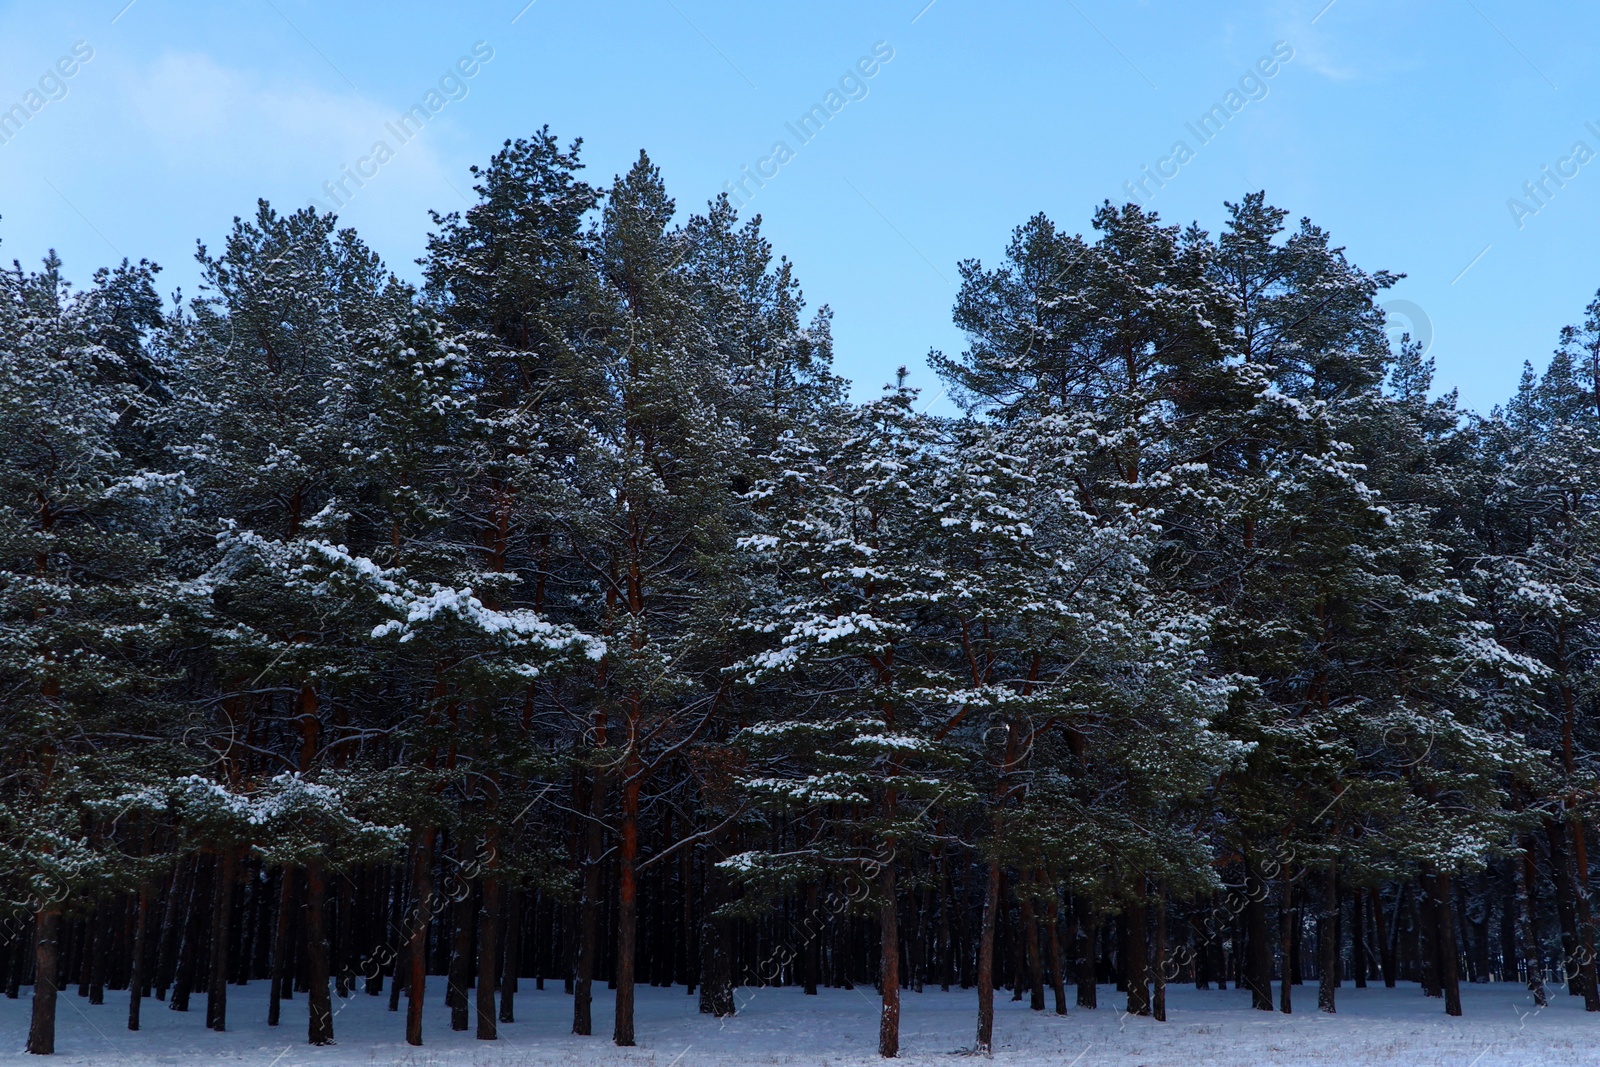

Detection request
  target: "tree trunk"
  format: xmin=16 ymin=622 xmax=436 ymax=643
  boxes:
xmin=268 ymin=865 xmax=293 ymax=1026
xmin=1498 ymin=860 xmax=1519 ymax=984
xmin=499 ymin=884 xmax=520 ymax=1023
xmin=207 ymin=846 xmax=237 ymax=1031
xmin=1461 ymin=876 xmax=1488 ymax=984
xmin=1419 ymin=877 xmax=1440 ymax=997
xmin=405 ymin=826 xmax=435 ymax=1046
xmin=128 ymin=880 xmax=151 ymax=1032
xmin=698 ymin=832 xmax=736 ymax=1017
xmin=304 ymin=860 xmax=335 ymax=1044
xmin=87 ymin=905 xmax=108 ymax=1005
xmin=1278 ymin=865 xmax=1293 ymax=1015
xmin=1074 ymin=895 xmax=1098 ymax=1008
xmin=1545 ymin=818 xmax=1583 ymax=998
xmin=448 ymin=879 xmax=473 ymax=1032
xmin=26 ymin=908 xmax=60 ymax=1055
xmin=1569 ymin=817 xmax=1600 ymax=1011
xmin=154 ymin=860 xmax=188 ymax=1002
xmin=1518 ymin=843 xmax=1548 ymax=1006
xmin=938 ymin=853 xmax=955 ymax=992
xmin=476 ymin=865 xmax=500 ymax=1039
xmin=1021 ymin=879 xmax=1045 ymax=1011
xmin=1318 ymin=860 xmax=1338 ymax=1014
xmin=1433 ymin=871 xmax=1462 ymax=1017
xmin=1152 ymin=881 xmax=1167 ymax=1022
xmin=170 ymin=855 xmax=211 ymax=1013
xmin=1125 ymin=882 xmax=1150 ymax=1017
xmin=802 ymin=882 xmax=820 ymax=996
xmin=1350 ymin=884 xmax=1367 ymax=988
xmin=1371 ymin=885 xmax=1396 ymax=988
xmin=1207 ymin=894 xmax=1227 ymax=990
xmin=1046 ymin=891 xmax=1068 ymax=1015
xmin=334 ymin=867 xmax=354 ymax=999
xmin=573 ymin=763 xmax=607 ymax=1035
xmin=613 ymin=764 xmax=641 ymax=1047
xmin=877 ymin=860 xmax=900 ymax=1058
xmin=974 ymin=858 xmax=1001 ymax=1053
xmin=1245 ymin=857 xmax=1273 ymax=1011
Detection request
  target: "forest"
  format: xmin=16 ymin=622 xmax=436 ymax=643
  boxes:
xmin=3 ymin=128 xmax=1600 ymax=1059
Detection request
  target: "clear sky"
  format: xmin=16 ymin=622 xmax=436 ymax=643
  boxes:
xmin=2 ymin=1 xmax=1597 ymax=414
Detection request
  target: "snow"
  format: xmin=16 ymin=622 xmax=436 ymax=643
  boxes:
xmin=3 ymin=981 xmax=1596 ymax=1066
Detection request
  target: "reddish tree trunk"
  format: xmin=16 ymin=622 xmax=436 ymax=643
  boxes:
xmin=305 ymin=860 xmax=335 ymax=1044
xmin=878 ymin=859 xmax=900 ymax=1058
xmin=26 ymin=908 xmax=61 ymax=1055
xmin=974 ymin=856 xmax=1001 ymax=1053
xmin=614 ymin=754 xmax=641 ymax=1047
xmin=405 ymin=827 xmax=435 ymax=1046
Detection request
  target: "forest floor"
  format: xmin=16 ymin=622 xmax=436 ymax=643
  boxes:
xmin=0 ymin=979 xmax=1590 ymax=1066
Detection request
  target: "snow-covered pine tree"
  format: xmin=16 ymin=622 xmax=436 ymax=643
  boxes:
xmin=932 ymin=199 xmax=1241 ymax=1016
xmin=1481 ymin=329 xmax=1600 ymax=1009
xmin=962 ymin=413 xmax=1231 ymax=1034
xmin=162 ymin=202 xmax=403 ymax=1045
xmin=0 ymin=252 xmax=186 ymax=1055
xmin=320 ymin=304 xmax=598 ymax=1045
xmin=1198 ymin=195 xmax=1534 ymax=1017
xmin=730 ymin=379 xmax=972 ymax=1058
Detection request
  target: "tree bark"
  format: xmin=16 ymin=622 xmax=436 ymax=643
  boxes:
xmin=1125 ymin=881 xmax=1150 ymax=1016
xmin=1350 ymin=883 xmax=1367 ymax=988
xmin=447 ymin=877 xmax=472 ymax=1032
xmin=26 ymin=908 xmax=60 ymax=1055
xmin=698 ymin=832 xmax=736 ymax=1017
xmin=1244 ymin=857 xmax=1273 ymax=1011
xmin=87 ymin=904 xmax=108 ymax=1004
xmin=1518 ymin=842 xmax=1548 ymax=1006
xmin=802 ymin=881 xmax=820 ymax=996
xmin=170 ymin=855 xmax=212 ymax=1013
xmin=974 ymin=857 xmax=1001 ymax=1053
xmin=1074 ymin=895 xmax=1098 ymax=1008
xmin=1045 ymin=890 xmax=1068 ymax=1015
xmin=1278 ymin=864 xmax=1293 ymax=1015
xmin=128 ymin=879 xmax=151 ymax=1031
xmin=476 ymin=852 xmax=500 ymax=1039
xmin=1545 ymin=818 xmax=1584 ymax=998
xmin=268 ymin=864 xmax=293 ymax=1026
xmin=613 ymin=759 xmax=641 ymax=1047
xmin=305 ymin=860 xmax=335 ymax=1044
xmin=1370 ymin=885 xmax=1396 ymax=988
xmin=405 ymin=826 xmax=435 ymax=1046
xmin=877 ymin=859 xmax=900 ymax=1058
xmin=1317 ymin=860 xmax=1338 ymax=1013
xmin=1570 ymin=816 xmax=1600 ymax=1011
xmin=207 ymin=846 xmax=237 ymax=1031
xmin=1419 ymin=877 xmax=1440 ymax=997
xmin=499 ymin=884 xmax=520 ymax=1023
xmin=1021 ymin=877 xmax=1045 ymax=1011
xmin=1433 ymin=871 xmax=1462 ymax=1017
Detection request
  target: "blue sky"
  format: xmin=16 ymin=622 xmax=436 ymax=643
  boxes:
xmin=1 ymin=1 xmax=1597 ymax=413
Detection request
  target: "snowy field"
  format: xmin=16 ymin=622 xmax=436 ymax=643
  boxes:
xmin=0 ymin=981 xmax=1591 ymax=1066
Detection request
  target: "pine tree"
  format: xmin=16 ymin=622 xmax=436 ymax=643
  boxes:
xmin=0 ymin=252 xmax=185 ymax=1055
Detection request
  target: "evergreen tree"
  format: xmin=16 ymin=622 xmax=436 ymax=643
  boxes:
xmin=0 ymin=252 xmax=184 ymax=1055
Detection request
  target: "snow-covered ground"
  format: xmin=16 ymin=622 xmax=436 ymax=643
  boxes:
xmin=0 ymin=980 xmax=1590 ymax=1066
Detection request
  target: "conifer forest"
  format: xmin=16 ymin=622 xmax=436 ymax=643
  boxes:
xmin=8 ymin=130 xmax=1600 ymax=1060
